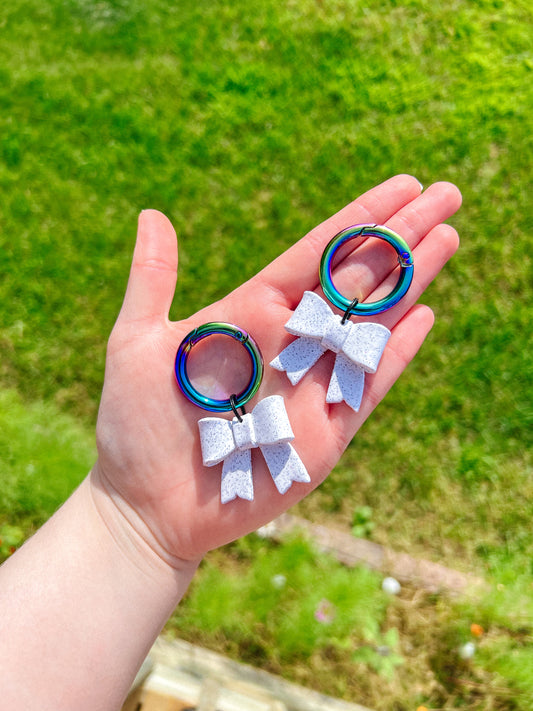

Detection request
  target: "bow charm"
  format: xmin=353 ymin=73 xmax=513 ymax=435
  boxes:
xmin=270 ymin=291 xmax=391 ymax=412
xmin=198 ymin=395 xmax=310 ymax=504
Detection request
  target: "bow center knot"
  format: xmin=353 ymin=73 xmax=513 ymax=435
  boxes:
xmin=320 ymin=314 xmax=350 ymax=354
xmin=232 ymin=413 xmax=258 ymax=450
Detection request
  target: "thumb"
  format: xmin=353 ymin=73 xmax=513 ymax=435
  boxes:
xmin=118 ymin=210 xmax=178 ymax=324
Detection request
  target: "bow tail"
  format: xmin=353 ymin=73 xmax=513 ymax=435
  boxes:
xmin=220 ymin=450 xmax=254 ymax=503
xmin=326 ymin=353 xmax=365 ymax=412
xmin=260 ymin=442 xmax=310 ymax=495
xmin=270 ymin=337 xmax=325 ymax=385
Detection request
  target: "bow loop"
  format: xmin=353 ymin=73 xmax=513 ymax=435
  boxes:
xmin=231 ymin=413 xmax=258 ymax=450
xmin=320 ymin=314 xmax=349 ymax=354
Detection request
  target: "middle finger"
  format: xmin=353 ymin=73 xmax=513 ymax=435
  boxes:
xmin=324 ymin=182 xmax=461 ymax=313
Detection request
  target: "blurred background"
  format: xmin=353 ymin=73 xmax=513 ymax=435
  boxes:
xmin=1 ymin=1 xmax=531 ymax=708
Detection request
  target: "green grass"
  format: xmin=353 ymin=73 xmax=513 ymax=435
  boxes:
xmin=0 ymin=389 xmax=95 ymax=533
xmin=1 ymin=0 xmax=532 ymax=707
xmin=172 ymin=535 xmax=386 ymax=660
xmin=0 ymin=390 xmax=531 ymax=708
xmin=170 ymin=534 xmax=533 ymax=710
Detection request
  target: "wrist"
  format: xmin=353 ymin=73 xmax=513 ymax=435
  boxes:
xmin=89 ymin=463 xmax=201 ymax=587
xmin=0 ymin=470 xmax=200 ymax=711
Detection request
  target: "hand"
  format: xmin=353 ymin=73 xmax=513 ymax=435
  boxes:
xmin=92 ymin=174 xmax=461 ymax=566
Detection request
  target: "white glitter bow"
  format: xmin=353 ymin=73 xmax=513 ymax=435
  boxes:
xmin=198 ymin=395 xmax=310 ymax=504
xmin=270 ymin=291 xmax=391 ymax=412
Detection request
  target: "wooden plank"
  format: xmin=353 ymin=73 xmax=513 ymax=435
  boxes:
xmin=122 ymin=688 xmax=194 ymax=711
xmin=261 ymin=513 xmax=481 ymax=593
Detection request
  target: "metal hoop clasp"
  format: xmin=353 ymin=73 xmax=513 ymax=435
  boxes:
xmin=319 ymin=224 xmax=414 ymax=317
xmin=174 ymin=322 xmax=263 ymax=413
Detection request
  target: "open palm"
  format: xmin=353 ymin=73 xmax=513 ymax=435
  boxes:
xmin=93 ymin=174 xmax=461 ymax=564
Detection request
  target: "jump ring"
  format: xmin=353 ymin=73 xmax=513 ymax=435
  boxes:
xmin=174 ymin=322 xmax=263 ymax=413
xmin=319 ymin=224 xmax=414 ymax=317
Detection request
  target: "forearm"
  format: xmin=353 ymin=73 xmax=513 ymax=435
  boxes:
xmin=0 ymin=473 xmax=199 ymax=711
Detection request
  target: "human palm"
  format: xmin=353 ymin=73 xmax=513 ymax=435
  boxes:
xmin=93 ymin=175 xmax=461 ymax=564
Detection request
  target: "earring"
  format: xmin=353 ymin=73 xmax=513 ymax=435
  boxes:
xmin=175 ymin=322 xmax=310 ymax=503
xmin=270 ymin=224 xmax=414 ymax=412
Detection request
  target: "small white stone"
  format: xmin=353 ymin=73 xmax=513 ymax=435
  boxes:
xmin=271 ymin=574 xmax=287 ymax=589
xmin=459 ymin=642 xmax=476 ymax=659
xmin=256 ymin=522 xmax=277 ymax=538
xmin=382 ymin=577 xmax=401 ymax=595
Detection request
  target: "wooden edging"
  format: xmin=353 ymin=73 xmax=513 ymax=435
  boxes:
xmin=136 ymin=636 xmax=374 ymax=711
xmin=123 ymin=515 xmax=483 ymax=711
xmin=258 ymin=513 xmax=483 ymax=594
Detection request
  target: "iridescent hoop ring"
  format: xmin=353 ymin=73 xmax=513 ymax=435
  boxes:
xmin=319 ymin=224 xmax=414 ymax=317
xmin=174 ymin=322 xmax=263 ymax=413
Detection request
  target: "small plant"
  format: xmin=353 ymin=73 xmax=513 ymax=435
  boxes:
xmin=352 ymin=628 xmax=404 ymax=679
xmin=172 ymin=534 xmax=386 ymax=662
xmin=314 ymin=598 xmax=336 ymax=624
xmin=351 ymin=506 xmax=375 ymax=539
xmin=0 ymin=523 xmax=24 ymax=562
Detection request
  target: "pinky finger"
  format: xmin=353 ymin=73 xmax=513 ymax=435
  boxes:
xmin=329 ymin=304 xmax=436 ymax=444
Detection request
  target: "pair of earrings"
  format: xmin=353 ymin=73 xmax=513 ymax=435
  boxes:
xmin=175 ymin=224 xmax=414 ymax=504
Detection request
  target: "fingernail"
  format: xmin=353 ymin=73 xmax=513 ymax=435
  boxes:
xmin=138 ymin=209 xmax=157 ymax=229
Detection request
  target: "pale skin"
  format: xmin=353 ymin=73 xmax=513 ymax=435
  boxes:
xmin=0 ymin=175 xmax=461 ymax=710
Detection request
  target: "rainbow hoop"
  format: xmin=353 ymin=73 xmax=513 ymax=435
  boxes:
xmin=319 ymin=224 xmax=414 ymax=317
xmin=175 ymin=322 xmax=263 ymax=413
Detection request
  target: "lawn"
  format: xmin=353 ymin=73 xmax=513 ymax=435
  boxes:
xmin=1 ymin=0 xmax=532 ymax=708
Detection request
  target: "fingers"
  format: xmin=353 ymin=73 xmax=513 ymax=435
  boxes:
xmin=256 ymin=174 xmax=423 ymax=306
xmin=328 ymin=303 xmax=436 ymax=443
xmin=118 ymin=210 xmax=178 ymax=324
xmin=263 ymin=221 xmax=458 ymax=426
xmin=326 ymin=182 xmax=462 ymax=307
xmin=313 ymin=173 xmax=423 ymax=243
xmin=368 ymin=222 xmax=460 ymax=331
xmin=253 ymin=178 xmax=461 ymax=311
xmin=362 ymin=304 xmax=436 ymax=416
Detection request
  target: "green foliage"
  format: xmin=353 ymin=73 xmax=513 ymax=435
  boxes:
xmin=479 ymin=638 xmax=533 ymax=708
xmin=0 ymin=0 xmax=530 ymax=577
xmin=1 ymin=0 xmax=532 ymax=707
xmin=172 ymin=537 xmax=533 ymax=708
xmin=0 ymin=389 xmax=95 ymax=527
xmin=352 ymin=628 xmax=404 ymax=679
xmin=427 ymin=575 xmax=533 ymax=709
xmin=351 ymin=505 xmax=375 ymax=539
xmin=0 ymin=523 xmax=24 ymax=561
xmin=172 ymin=535 xmax=387 ymax=663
